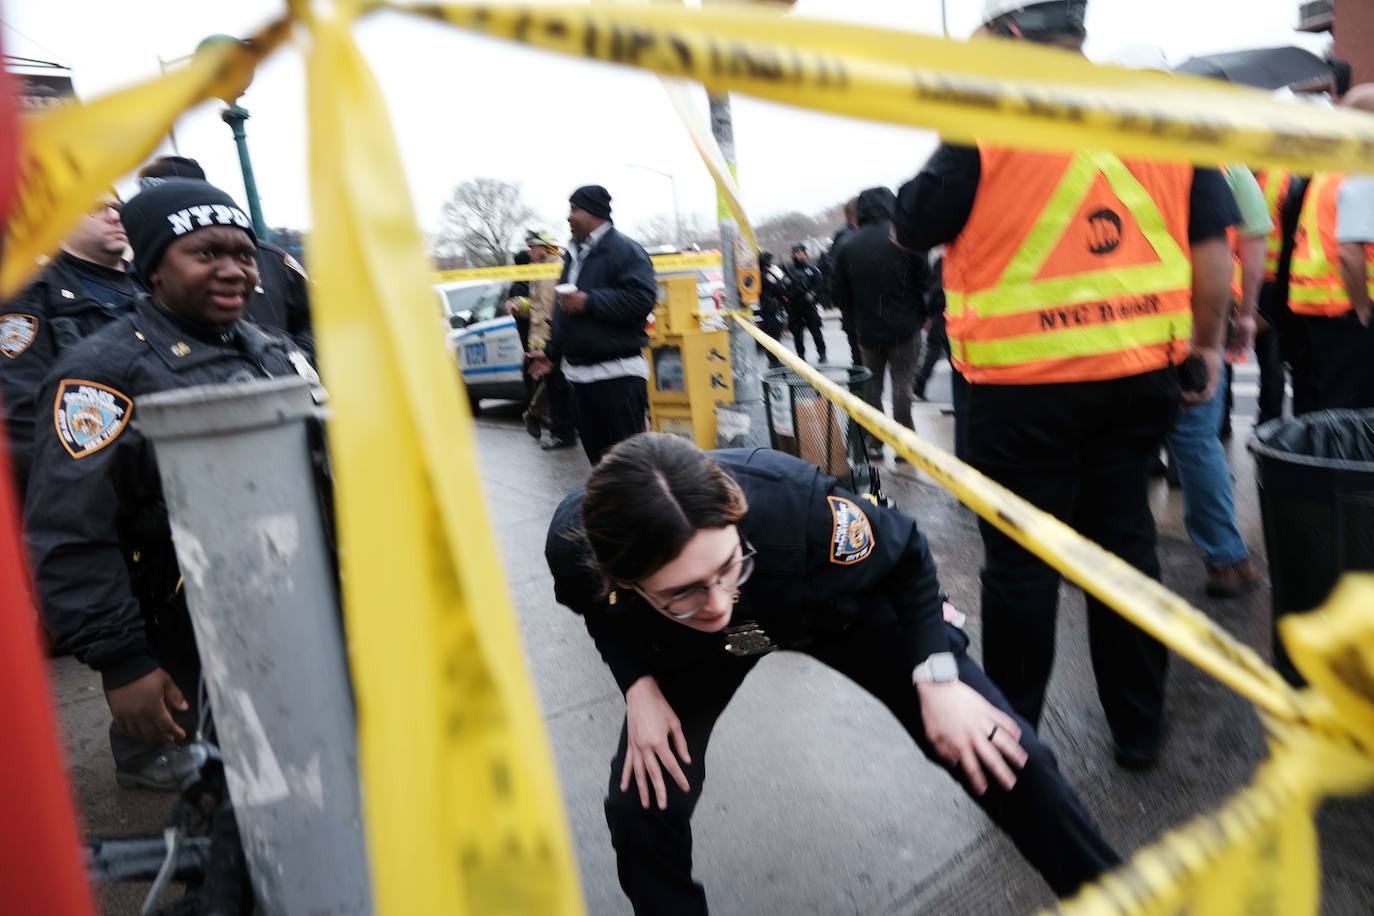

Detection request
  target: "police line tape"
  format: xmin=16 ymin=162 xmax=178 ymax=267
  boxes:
xmin=731 ymin=312 xmax=1374 ymax=915
xmin=0 ymin=18 xmax=292 ymax=299
xmin=400 ymin=2 xmax=1374 ymax=176
xmin=731 ymin=312 xmax=1370 ymax=745
xmin=302 ymin=4 xmax=583 ymax=914
xmin=434 ymin=250 xmax=722 ymax=284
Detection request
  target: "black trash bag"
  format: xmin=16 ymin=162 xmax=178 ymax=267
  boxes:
xmin=1249 ymin=409 xmax=1374 ymax=685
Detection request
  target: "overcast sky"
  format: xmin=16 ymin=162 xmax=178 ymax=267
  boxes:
xmin=4 ymin=0 xmax=1329 ymax=245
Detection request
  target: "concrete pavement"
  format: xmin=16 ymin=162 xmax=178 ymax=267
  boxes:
xmin=56 ymin=314 xmax=1373 ymax=914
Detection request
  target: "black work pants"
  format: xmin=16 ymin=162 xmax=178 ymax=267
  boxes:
xmin=1303 ymin=313 xmax=1374 ymax=411
xmin=914 ymin=311 xmax=948 ymax=394
xmin=603 ymin=622 xmax=1119 ymax=915
xmin=966 ymin=371 xmax=1179 ymax=754
xmin=570 ymin=375 xmax=648 ymax=465
xmin=1254 ymin=326 xmax=1286 ymax=425
xmin=787 ymin=304 xmax=827 ymax=362
xmin=541 ymin=364 xmax=578 ymax=440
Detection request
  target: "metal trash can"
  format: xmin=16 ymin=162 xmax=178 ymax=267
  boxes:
xmin=762 ymin=364 xmax=873 ymax=491
xmin=1249 ymin=409 xmax=1374 ymax=685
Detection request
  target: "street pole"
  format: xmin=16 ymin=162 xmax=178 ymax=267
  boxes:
xmin=222 ymin=104 xmax=269 ymax=240
xmin=196 ymin=35 xmax=269 ymax=242
xmin=625 ymin=162 xmax=683 ymax=248
xmin=708 ymin=92 xmax=767 ymax=447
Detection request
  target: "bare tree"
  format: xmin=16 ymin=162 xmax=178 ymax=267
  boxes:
xmin=435 ymin=178 xmax=538 ymax=267
xmin=633 ymin=213 xmax=718 ymax=251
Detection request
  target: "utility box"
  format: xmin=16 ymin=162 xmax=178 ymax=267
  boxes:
xmin=646 ymin=276 xmax=734 ymax=448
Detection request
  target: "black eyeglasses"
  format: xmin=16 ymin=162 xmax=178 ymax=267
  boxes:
xmin=634 ymin=540 xmax=757 ymax=620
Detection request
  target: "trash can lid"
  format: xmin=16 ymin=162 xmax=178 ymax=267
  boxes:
xmin=1249 ymin=409 xmax=1374 ymax=471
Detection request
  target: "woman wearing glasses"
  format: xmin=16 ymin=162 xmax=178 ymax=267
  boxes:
xmin=545 ymin=433 xmax=1119 ymax=914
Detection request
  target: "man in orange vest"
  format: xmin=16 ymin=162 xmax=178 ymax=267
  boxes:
xmin=895 ymin=0 xmax=1237 ymax=770
xmin=1287 ymin=84 xmax=1374 ymax=410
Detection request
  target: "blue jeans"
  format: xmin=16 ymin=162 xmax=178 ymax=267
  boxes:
xmin=1167 ymin=365 xmax=1249 ymax=568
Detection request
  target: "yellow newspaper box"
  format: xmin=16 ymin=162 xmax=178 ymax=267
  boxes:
xmin=646 ymin=277 xmax=734 ymax=448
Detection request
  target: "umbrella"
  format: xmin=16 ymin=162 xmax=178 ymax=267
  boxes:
xmin=1176 ymin=46 xmax=1335 ymax=91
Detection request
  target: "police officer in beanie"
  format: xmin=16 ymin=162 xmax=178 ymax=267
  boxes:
xmin=25 ymin=179 xmax=319 ymax=791
xmin=529 ymin=185 xmax=657 ymax=464
xmin=138 ymin=156 xmax=315 ymax=359
xmin=0 ymin=192 xmax=144 ymax=496
xmin=783 ymin=244 xmax=827 ymax=363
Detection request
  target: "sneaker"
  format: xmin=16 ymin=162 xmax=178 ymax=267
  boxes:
xmin=894 ymin=454 xmax=909 ymax=465
xmin=522 ymin=411 xmax=541 ymax=441
xmin=541 ymin=435 xmax=577 ymax=451
xmin=115 ymin=742 xmax=210 ymax=793
xmin=1205 ymin=559 xmax=1263 ymax=598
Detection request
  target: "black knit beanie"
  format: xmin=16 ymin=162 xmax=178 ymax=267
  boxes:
xmin=121 ymin=179 xmax=255 ymax=282
xmin=569 ymin=185 xmax=612 ymax=220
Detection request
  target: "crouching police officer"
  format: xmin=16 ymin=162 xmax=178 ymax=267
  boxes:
xmin=25 ymin=179 xmax=319 ymax=791
xmin=546 ymin=434 xmax=1119 ymax=914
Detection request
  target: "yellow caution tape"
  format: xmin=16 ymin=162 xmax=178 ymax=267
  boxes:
xmin=731 ymin=313 xmax=1371 ymax=750
xmin=304 ymin=6 xmax=582 ymax=914
xmin=434 ymin=249 xmax=722 ymax=284
xmin=0 ymin=18 xmax=291 ymax=299
xmin=1051 ymin=731 xmax=1374 ymax=916
xmin=402 ymin=2 xmax=1374 ymax=175
xmin=659 ymin=78 xmax=760 ymax=255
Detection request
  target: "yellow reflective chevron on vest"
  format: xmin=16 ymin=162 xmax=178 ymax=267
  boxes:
xmin=945 ymin=148 xmax=1194 ymax=385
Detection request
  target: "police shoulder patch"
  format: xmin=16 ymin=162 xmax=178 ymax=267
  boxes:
xmin=0 ymin=313 xmax=39 ymax=358
xmin=54 ymin=379 xmax=133 ymax=459
xmin=827 ymin=495 xmax=875 ymax=566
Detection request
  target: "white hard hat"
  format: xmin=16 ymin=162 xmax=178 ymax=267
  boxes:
xmin=982 ymin=0 xmax=1031 ymax=25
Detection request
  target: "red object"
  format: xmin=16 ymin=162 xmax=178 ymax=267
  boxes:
xmin=0 ymin=21 xmax=98 ymax=916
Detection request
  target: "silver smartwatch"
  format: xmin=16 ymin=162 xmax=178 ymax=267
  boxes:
xmin=912 ymin=652 xmax=959 ymax=685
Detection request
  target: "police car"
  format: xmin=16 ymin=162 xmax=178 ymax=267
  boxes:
xmin=438 ymin=262 xmax=727 ymax=413
xmin=439 ymin=280 xmax=527 ymax=415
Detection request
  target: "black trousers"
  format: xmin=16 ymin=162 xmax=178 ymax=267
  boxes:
xmin=603 ymin=622 xmax=1119 ymax=915
xmin=787 ymin=303 xmax=827 ymax=362
xmin=570 ymin=375 xmax=648 ymax=465
xmin=914 ymin=311 xmax=948 ymax=393
xmin=966 ymin=372 xmax=1178 ymax=754
xmin=1303 ymin=313 xmax=1374 ymax=411
xmin=542 ymin=364 xmax=578 ymax=440
xmin=1254 ymin=326 xmax=1286 ymax=425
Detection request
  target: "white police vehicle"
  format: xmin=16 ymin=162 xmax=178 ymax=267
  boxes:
xmin=439 ymin=280 xmax=527 ymax=415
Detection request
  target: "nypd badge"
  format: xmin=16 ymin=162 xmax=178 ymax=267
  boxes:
xmin=827 ymin=496 xmax=875 ymax=566
xmin=0 ymin=313 xmax=38 ymax=359
xmin=54 ymin=380 xmax=133 ymax=459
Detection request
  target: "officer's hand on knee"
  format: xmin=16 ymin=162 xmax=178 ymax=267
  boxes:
xmin=916 ymin=680 xmax=1027 ymax=795
xmin=623 ymin=676 xmax=692 ymax=811
xmin=106 ymin=668 xmax=189 ymax=745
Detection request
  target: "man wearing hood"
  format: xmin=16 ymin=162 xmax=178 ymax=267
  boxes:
xmin=831 ymin=187 xmax=931 ymax=457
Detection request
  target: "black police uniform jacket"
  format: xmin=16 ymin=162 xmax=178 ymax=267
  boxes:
xmin=1 ymin=252 xmax=144 ymax=491
xmin=248 ymin=241 xmax=315 ymax=360
xmin=782 ymin=261 xmax=823 ymax=317
xmin=548 ymin=226 xmax=657 ymax=368
xmin=545 ymin=449 xmax=949 ymax=692
xmin=24 ymin=294 xmax=316 ymax=691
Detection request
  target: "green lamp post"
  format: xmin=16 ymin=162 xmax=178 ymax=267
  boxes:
xmin=197 ymin=35 xmax=270 ymax=242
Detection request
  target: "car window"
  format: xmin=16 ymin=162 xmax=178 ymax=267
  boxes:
xmin=442 ymin=285 xmax=488 ymax=316
xmin=472 ymin=286 xmax=505 ymax=323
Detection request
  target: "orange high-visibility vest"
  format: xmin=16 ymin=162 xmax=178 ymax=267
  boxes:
xmin=1256 ymin=169 xmax=1291 ymax=284
xmin=1228 ymin=225 xmax=1243 ymax=304
xmin=944 ymin=146 xmax=1193 ymax=385
xmin=1289 ymin=173 xmax=1374 ymax=318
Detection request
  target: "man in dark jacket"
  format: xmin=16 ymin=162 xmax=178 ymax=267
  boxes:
xmin=831 ymin=197 xmax=863 ymax=365
xmin=26 ymin=179 xmax=317 ymax=791
xmin=1 ymin=193 xmax=144 ymax=495
xmin=138 ymin=156 xmax=315 ymax=358
xmin=783 ymin=244 xmax=827 ymax=363
xmin=831 ymin=187 xmax=928 ymax=451
xmin=530 ymin=185 xmax=657 ymax=464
